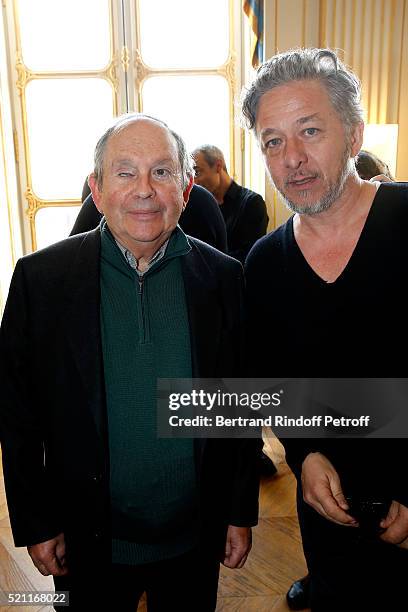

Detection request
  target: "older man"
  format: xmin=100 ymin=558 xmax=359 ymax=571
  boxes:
xmin=0 ymin=114 xmax=260 ymax=611
xmin=242 ymin=48 xmax=408 ymax=611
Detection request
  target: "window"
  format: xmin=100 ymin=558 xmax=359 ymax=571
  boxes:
xmin=5 ymin=0 xmax=121 ymax=251
xmin=3 ymin=0 xmax=244 ymax=252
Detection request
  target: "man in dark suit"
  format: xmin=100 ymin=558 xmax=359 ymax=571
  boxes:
xmin=192 ymin=144 xmax=268 ymax=264
xmin=0 ymin=113 xmax=260 ymax=611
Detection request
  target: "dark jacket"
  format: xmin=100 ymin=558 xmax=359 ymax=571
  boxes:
xmin=0 ymin=228 xmax=260 ymax=564
xmin=221 ymin=180 xmax=268 ymax=264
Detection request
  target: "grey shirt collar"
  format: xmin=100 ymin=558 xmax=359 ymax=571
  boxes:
xmin=115 ymin=238 xmax=170 ymax=277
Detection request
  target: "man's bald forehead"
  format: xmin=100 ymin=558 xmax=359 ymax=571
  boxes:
xmin=111 ymin=116 xmax=175 ymax=143
xmin=106 ymin=118 xmax=179 ymax=163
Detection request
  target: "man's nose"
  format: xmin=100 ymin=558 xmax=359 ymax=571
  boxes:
xmin=284 ymin=138 xmax=307 ymax=169
xmin=134 ymin=173 xmax=155 ymax=198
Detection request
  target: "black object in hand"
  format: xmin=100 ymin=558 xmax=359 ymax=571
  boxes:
xmin=346 ymin=496 xmax=391 ymax=539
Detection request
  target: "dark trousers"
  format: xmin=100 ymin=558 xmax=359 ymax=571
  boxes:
xmin=54 ymin=546 xmax=220 ymax=611
xmin=297 ymin=488 xmax=408 ymax=611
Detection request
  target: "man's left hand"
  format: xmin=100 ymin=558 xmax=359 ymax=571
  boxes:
xmin=380 ymin=500 xmax=408 ymax=549
xmin=222 ymin=525 xmax=252 ymax=568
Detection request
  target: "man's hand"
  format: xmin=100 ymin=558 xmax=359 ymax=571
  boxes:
xmin=380 ymin=501 xmax=408 ymax=549
xmin=222 ymin=525 xmax=252 ymax=569
xmin=27 ymin=532 xmax=68 ymax=576
xmin=301 ymin=452 xmax=358 ymax=527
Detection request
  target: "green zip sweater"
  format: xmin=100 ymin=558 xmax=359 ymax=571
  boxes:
xmin=100 ymin=223 xmax=198 ymax=565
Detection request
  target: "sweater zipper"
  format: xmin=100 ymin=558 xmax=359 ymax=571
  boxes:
xmin=138 ymin=275 xmax=147 ymax=344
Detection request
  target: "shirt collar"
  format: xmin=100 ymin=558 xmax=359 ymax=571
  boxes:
xmin=115 ymin=237 xmax=170 ymax=276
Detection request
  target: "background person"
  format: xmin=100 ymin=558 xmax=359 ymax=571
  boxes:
xmin=355 ymin=149 xmax=394 ymax=181
xmin=192 ymin=144 xmax=268 ymax=264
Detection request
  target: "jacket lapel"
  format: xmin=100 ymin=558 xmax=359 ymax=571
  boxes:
xmin=181 ymin=241 xmax=222 ymax=470
xmin=181 ymin=241 xmax=222 ymax=379
xmin=62 ymin=228 xmax=107 ymax=444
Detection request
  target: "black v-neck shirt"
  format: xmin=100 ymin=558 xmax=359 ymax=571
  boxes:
xmin=245 ymin=183 xmax=408 ymax=502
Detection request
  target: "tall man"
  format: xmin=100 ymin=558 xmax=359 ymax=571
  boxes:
xmin=0 ymin=114 xmax=260 ymax=611
xmin=242 ymin=48 xmax=408 ymax=611
xmin=192 ymin=145 xmax=268 ymax=263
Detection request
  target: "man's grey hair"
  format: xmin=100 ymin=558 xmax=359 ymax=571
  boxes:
xmin=93 ymin=112 xmax=194 ymax=190
xmin=241 ymin=48 xmax=364 ymax=135
xmin=191 ymin=144 xmax=228 ymax=172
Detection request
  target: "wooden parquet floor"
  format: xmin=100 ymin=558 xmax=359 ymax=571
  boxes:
xmin=215 ymin=438 xmax=308 ymax=611
xmin=0 ymin=439 xmax=308 ymax=611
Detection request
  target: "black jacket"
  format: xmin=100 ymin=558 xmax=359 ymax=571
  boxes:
xmin=0 ymin=228 xmax=260 ymax=562
xmin=221 ymin=180 xmax=268 ymax=264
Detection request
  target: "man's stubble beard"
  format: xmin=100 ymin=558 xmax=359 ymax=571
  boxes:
xmin=272 ymin=144 xmax=354 ymax=216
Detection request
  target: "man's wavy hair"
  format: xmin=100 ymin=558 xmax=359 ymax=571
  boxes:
xmin=241 ymin=48 xmax=364 ymax=135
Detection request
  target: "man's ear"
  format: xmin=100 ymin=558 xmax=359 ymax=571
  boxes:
xmin=88 ymin=173 xmax=104 ymax=213
xmin=215 ymin=159 xmax=223 ymax=174
xmin=350 ymin=121 xmax=364 ymax=157
xmin=182 ymin=175 xmax=194 ymax=207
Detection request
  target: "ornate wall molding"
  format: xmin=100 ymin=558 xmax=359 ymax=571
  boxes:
xmin=121 ymin=44 xmax=130 ymax=73
xmin=15 ymin=51 xmax=32 ymax=95
xmin=217 ymin=51 xmax=237 ymax=93
xmin=102 ymin=53 xmax=119 ymax=93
